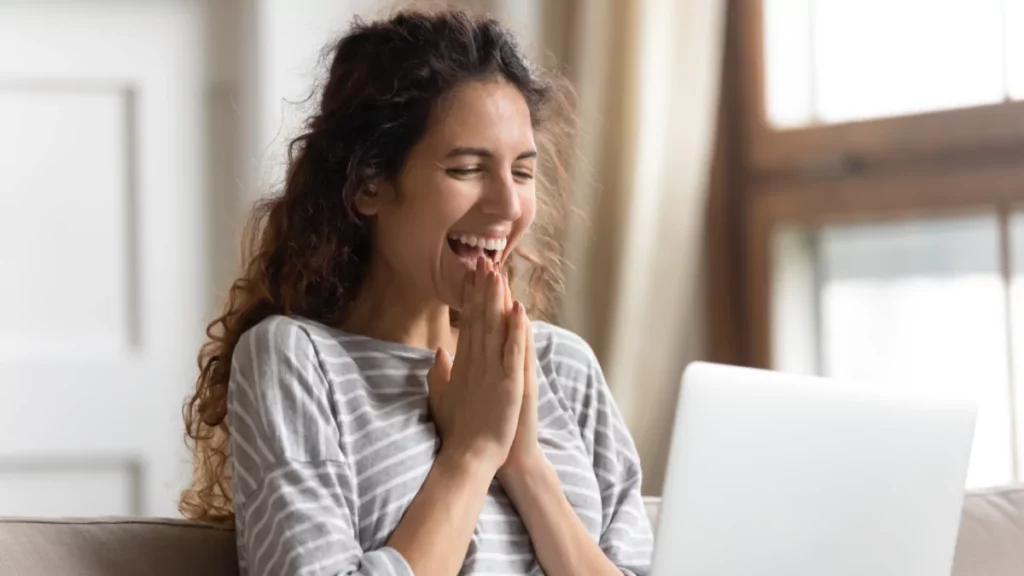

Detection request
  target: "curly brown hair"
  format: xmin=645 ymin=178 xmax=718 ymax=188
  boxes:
xmin=179 ymin=8 xmax=576 ymax=526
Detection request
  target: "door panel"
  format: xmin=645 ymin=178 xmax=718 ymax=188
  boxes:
xmin=0 ymin=1 xmax=210 ymax=517
xmin=0 ymin=87 xmax=137 ymax=359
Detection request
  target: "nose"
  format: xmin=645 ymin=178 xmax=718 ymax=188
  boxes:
xmin=479 ymin=172 xmax=522 ymax=220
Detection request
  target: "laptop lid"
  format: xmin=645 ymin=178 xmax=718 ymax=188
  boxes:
xmin=651 ymin=362 xmax=977 ymax=576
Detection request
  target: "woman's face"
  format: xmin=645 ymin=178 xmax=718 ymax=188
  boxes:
xmin=360 ymin=80 xmax=538 ymax=310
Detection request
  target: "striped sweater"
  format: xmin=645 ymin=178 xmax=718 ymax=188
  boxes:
xmin=228 ymin=315 xmax=653 ymax=576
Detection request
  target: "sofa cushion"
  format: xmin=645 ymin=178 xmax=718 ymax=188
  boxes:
xmin=1 ymin=486 xmax=1020 ymax=575
xmin=644 ymin=485 xmax=1024 ymax=576
xmin=0 ymin=517 xmax=237 ymax=576
xmin=951 ymin=484 xmax=1024 ymax=576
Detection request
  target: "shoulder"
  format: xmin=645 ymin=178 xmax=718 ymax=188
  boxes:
xmin=531 ymin=321 xmax=608 ymax=416
xmin=230 ymin=315 xmax=320 ymax=384
xmin=531 ymin=320 xmax=601 ymax=375
xmin=230 ymin=316 xmax=350 ymax=397
xmin=532 ymin=322 xmax=636 ymax=460
xmin=228 ymin=316 xmax=346 ymax=466
xmin=235 ymin=315 xmax=350 ymax=365
xmin=237 ymin=315 xmax=315 ymax=351
xmin=238 ymin=314 xmax=348 ymax=350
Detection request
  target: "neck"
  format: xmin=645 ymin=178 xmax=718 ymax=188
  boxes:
xmin=342 ymin=259 xmax=459 ymax=353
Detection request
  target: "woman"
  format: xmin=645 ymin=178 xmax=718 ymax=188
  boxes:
xmin=182 ymin=9 xmax=653 ymax=576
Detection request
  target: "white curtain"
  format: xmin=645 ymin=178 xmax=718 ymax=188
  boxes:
xmin=559 ymin=0 xmax=727 ymax=494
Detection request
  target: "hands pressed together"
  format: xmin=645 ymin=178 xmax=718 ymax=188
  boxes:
xmin=427 ymin=257 xmax=543 ymax=480
xmin=408 ymin=258 xmax=627 ymax=576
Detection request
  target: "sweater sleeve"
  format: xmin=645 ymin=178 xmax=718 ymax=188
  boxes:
xmin=544 ymin=325 xmax=655 ymax=575
xmin=228 ymin=316 xmax=413 ymax=576
xmin=584 ymin=362 xmax=655 ymax=576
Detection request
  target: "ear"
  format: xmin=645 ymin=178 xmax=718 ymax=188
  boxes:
xmin=354 ymin=182 xmax=382 ymax=216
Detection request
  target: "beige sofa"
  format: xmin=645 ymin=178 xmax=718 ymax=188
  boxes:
xmin=2 ymin=485 xmax=1022 ymax=575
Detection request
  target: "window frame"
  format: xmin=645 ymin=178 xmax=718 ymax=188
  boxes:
xmin=739 ymin=0 xmax=1024 ymax=178
xmin=737 ymin=0 xmax=1024 ymax=370
xmin=745 ymin=161 xmax=1024 ymax=369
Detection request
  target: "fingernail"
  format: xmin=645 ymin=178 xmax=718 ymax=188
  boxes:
xmin=512 ymin=300 xmax=521 ymax=313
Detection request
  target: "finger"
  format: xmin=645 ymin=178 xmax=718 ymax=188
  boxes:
xmin=427 ymin=348 xmax=453 ymax=422
xmin=524 ymin=309 xmax=537 ymax=397
xmin=502 ymin=271 xmax=513 ymax=314
xmin=484 ymin=268 xmax=504 ymax=361
xmin=470 ymin=257 xmax=488 ymax=360
xmin=461 ymin=265 xmax=474 ymax=315
xmin=504 ymin=301 xmax=528 ymax=376
xmin=427 ymin=347 xmax=453 ymax=391
xmin=500 ymin=273 xmax=513 ymax=343
xmin=453 ymin=271 xmax=474 ymax=375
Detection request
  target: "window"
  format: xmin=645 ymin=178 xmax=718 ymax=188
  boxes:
xmin=732 ymin=0 xmax=1024 ymax=487
xmin=771 ymin=215 xmax=1019 ymax=488
xmin=764 ymin=0 xmax=1024 ymax=129
xmin=738 ymin=0 xmax=1024 ymax=174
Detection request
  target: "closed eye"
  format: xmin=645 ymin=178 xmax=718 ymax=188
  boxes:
xmin=513 ymin=170 xmax=534 ymax=181
xmin=446 ymin=166 xmax=482 ymax=178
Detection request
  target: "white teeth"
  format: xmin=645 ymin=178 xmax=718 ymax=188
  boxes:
xmin=449 ymin=233 xmax=507 ymax=252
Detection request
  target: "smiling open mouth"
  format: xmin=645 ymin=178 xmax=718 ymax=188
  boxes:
xmin=447 ymin=233 xmax=506 ymax=264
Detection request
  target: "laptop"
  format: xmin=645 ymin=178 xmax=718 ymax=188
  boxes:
xmin=651 ymin=362 xmax=977 ymax=576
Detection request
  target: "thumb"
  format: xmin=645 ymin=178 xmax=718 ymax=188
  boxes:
xmin=427 ymin=347 xmax=453 ymax=391
xmin=524 ymin=315 xmax=538 ymax=399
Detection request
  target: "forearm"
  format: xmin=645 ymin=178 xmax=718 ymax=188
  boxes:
xmin=501 ymin=459 xmax=623 ymax=576
xmin=387 ymin=449 xmax=494 ymax=575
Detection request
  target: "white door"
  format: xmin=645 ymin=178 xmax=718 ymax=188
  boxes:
xmin=0 ymin=1 xmax=214 ymax=517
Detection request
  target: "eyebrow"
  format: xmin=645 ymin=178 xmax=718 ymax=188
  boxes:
xmin=444 ymin=147 xmax=538 ymax=161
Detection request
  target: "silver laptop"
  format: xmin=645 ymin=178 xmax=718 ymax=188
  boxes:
xmin=651 ymin=362 xmax=977 ymax=576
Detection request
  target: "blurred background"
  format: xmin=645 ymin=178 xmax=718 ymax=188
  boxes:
xmin=2 ymin=0 xmax=1022 ymax=519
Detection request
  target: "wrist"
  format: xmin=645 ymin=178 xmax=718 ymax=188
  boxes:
xmin=498 ymin=445 xmax=548 ymax=477
xmin=498 ymin=452 xmax=556 ymax=500
xmin=436 ymin=444 xmax=501 ymax=487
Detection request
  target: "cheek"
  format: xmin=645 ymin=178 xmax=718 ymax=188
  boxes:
xmin=392 ymin=187 xmax=468 ymax=266
xmin=375 ymin=201 xmax=438 ymax=267
xmin=519 ymin=189 xmax=538 ymax=228
xmin=421 ymin=173 xmax=477 ymax=222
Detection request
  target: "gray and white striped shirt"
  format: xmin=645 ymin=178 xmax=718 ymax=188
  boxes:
xmin=228 ymin=315 xmax=653 ymax=576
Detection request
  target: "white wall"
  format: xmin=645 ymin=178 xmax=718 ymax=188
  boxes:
xmin=249 ymin=0 xmax=385 ymax=202
xmin=248 ymin=0 xmax=545 ymax=202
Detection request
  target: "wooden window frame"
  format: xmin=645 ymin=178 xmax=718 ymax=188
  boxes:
xmin=735 ymin=0 xmax=1024 ymax=370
